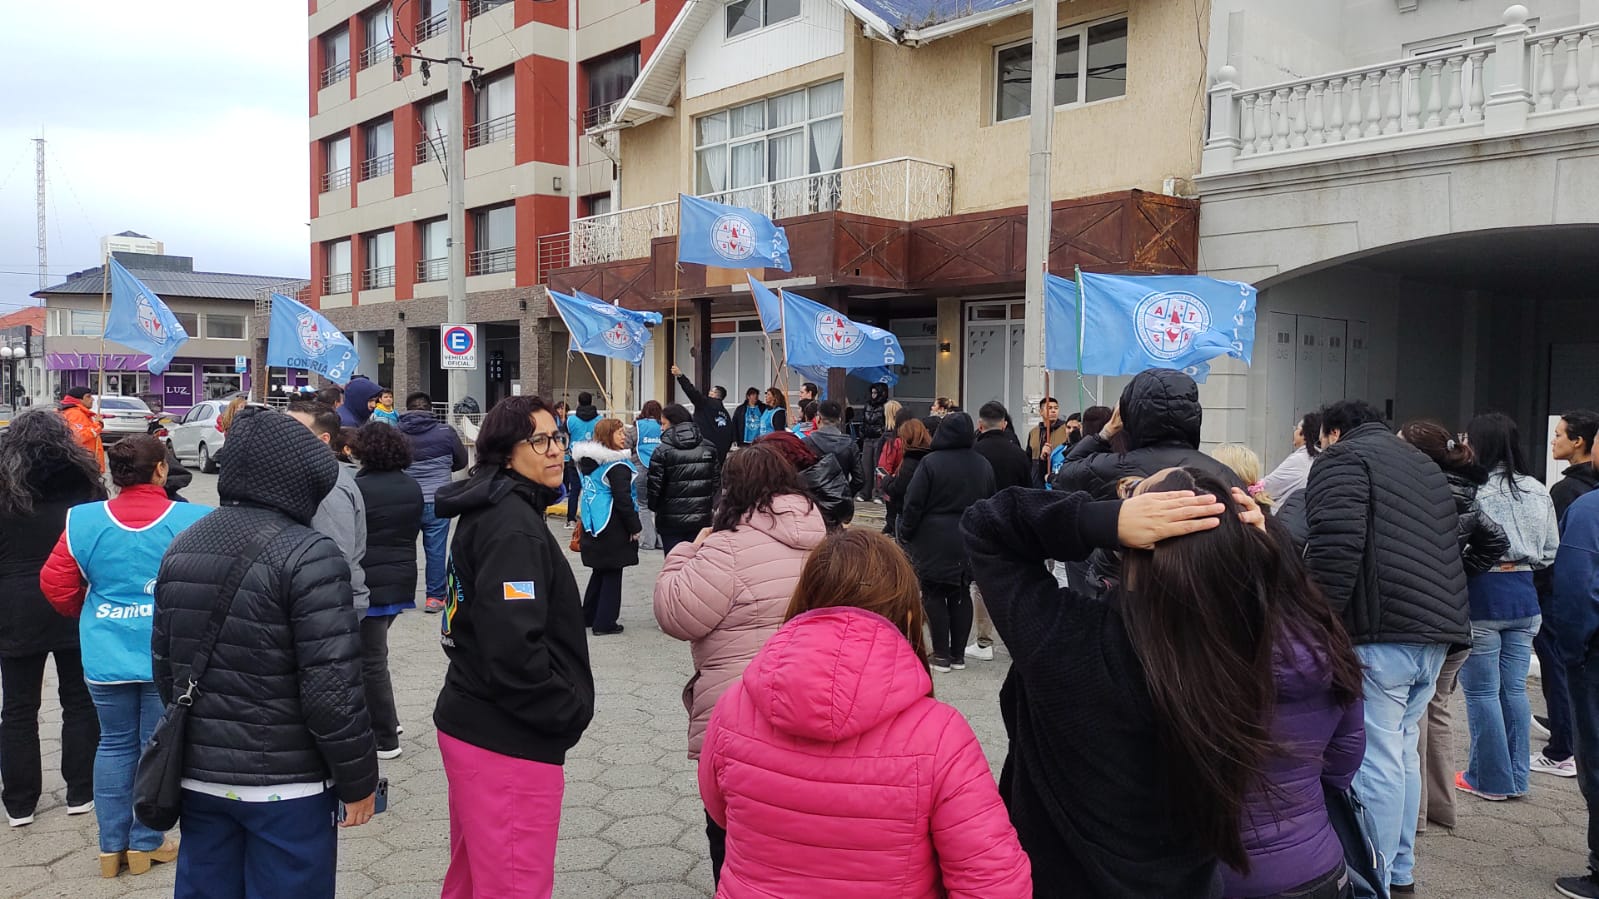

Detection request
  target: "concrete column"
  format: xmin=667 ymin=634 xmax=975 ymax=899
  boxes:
xmin=393 ymin=326 xmax=424 ymax=398
xmin=693 ymin=299 xmax=713 ymax=391
xmin=519 ymin=316 xmax=555 ymax=401
xmin=354 ymin=331 xmax=382 ymax=381
xmin=250 ymin=335 xmax=270 ymax=402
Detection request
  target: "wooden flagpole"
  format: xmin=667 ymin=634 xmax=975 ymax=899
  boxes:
xmin=96 ymin=252 xmax=109 ymax=398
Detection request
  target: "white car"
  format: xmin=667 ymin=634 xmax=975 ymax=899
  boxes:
xmin=94 ymin=395 xmax=156 ymax=442
xmin=166 ymin=398 xmax=231 ymax=473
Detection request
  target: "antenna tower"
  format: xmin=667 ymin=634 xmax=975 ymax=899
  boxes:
xmin=34 ymin=138 xmax=47 ymax=290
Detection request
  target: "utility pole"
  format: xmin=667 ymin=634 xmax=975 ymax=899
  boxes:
xmin=445 ymin=0 xmax=469 ymax=411
xmin=34 ymin=138 xmax=47 ymax=291
xmin=1022 ymin=0 xmax=1055 ymax=416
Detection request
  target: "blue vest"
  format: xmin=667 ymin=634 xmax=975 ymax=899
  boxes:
xmin=67 ymin=500 xmax=211 ymax=683
xmin=1044 ymin=442 xmax=1069 ymax=490
xmin=743 ymin=404 xmax=764 ymax=443
xmin=567 ymin=412 xmax=599 ymax=447
xmin=636 ymin=419 xmax=662 ymax=468
xmin=581 ymin=459 xmax=637 ymax=536
xmin=757 ymin=407 xmax=782 ymax=438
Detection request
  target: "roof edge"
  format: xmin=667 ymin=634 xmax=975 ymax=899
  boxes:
xmin=900 ymin=0 xmax=1026 ymax=44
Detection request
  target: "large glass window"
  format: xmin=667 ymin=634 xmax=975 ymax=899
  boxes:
xmin=205 ymin=314 xmax=247 ymax=340
xmin=694 ymin=81 xmax=844 ymax=215
xmin=70 ymin=310 xmax=103 ymax=336
xmin=173 ymin=311 xmax=199 ymax=337
xmin=725 ymin=0 xmax=799 ymax=38
xmin=360 ymin=4 xmax=393 ymax=69
xmin=364 ymin=230 xmax=396 ymax=289
xmin=469 ymin=72 xmax=515 ymax=147
xmin=325 ymin=239 xmax=352 ymax=293
xmin=362 ymin=117 xmax=394 ymax=179
xmin=471 ymin=205 xmax=515 ymax=274
xmin=417 ymin=219 xmax=448 ymax=281
xmin=583 ymin=46 xmax=639 ymax=129
xmin=417 ymin=97 xmax=448 ymax=163
xmin=201 ymin=365 xmax=242 ymax=401
xmin=322 ymin=134 xmax=352 ymax=191
xmin=994 ymin=15 xmax=1127 ymax=122
xmin=321 ymin=27 xmax=350 ymax=86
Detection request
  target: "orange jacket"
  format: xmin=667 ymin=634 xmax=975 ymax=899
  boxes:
xmin=58 ymin=397 xmax=104 ymax=469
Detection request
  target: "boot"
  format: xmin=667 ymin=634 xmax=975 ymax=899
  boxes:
xmin=99 ymin=851 xmax=125 ymax=879
xmin=126 ymin=839 xmax=178 ymax=875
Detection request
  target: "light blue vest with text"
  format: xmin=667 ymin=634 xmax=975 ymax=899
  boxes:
xmin=581 ymin=459 xmax=637 ymax=536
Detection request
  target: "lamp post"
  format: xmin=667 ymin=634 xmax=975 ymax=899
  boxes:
xmin=0 ymin=346 xmax=13 ymax=406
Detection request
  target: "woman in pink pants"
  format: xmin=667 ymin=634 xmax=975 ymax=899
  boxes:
xmin=430 ymin=396 xmax=597 ymax=898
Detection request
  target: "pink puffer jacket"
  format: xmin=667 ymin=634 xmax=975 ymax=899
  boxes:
xmin=699 ymin=607 xmax=1032 ymax=898
xmin=653 ymin=493 xmax=826 ymax=758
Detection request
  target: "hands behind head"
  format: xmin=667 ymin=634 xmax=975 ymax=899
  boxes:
xmin=1102 ymin=405 xmax=1124 ymax=439
xmin=1230 ymin=488 xmax=1268 ymax=534
xmin=1116 ymin=486 xmax=1267 ymax=549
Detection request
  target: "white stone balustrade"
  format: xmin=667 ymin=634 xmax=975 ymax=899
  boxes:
xmin=1203 ymin=5 xmax=1599 ymax=174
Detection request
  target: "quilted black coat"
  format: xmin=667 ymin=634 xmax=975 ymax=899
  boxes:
xmin=1447 ymin=468 xmax=1511 ymax=577
xmin=900 ymin=413 xmax=997 ymax=584
xmin=1303 ymin=421 xmax=1469 ymax=646
xmin=647 ymin=421 xmax=720 ymax=535
xmin=355 ymin=468 xmax=423 ymax=609
xmin=153 ymin=407 xmax=377 ymax=802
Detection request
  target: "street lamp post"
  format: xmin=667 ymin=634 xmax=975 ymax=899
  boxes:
xmin=0 ymin=347 xmax=13 ymax=407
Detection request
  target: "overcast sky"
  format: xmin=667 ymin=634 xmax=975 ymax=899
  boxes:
xmin=0 ymin=3 xmax=308 ymax=312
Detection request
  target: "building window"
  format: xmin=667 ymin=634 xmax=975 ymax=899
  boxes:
xmin=201 ymin=365 xmax=242 ymax=400
xmin=325 ymin=239 xmax=353 ymax=294
xmin=70 ymin=310 xmax=104 ymax=337
xmin=469 ymin=72 xmax=515 ymax=148
xmin=359 ymin=4 xmax=393 ymax=69
xmin=416 ymin=0 xmax=447 ymax=41
xmin=995 ymin=16 xmax=1127 ymax=123
xmin=362 ymin=117 xmax=395 ymax=179
xmin=416 ymin=97 xmax=448 ymax=164
xmin=417 ymin=219 xmax=448 ymax=281
xmin=364 ymin=230 xmax=397 ymax=289
xmin=322 ymin=134 xmax=352 ymax=191
xmin=582 ymin=193 xmax=614 ymax=217
xmin=205 ymin=314 xmax=247 ymax=340
xmin=470 ymin=205 xmax=515 ymax=275
xmin=173 ymin=311 xmax=199 ymax=336
xmin=582 ymin=46 xmax=640 ymax=130
xmin=694 ymin=81 xmax=843 ymax=210
xmin=320 ymin=27 xmax=351 ymax=87
xmin=725 ymin=0 xmax=800 ymax=39
xmin=468 ymin=0 xmax=511 ymax=16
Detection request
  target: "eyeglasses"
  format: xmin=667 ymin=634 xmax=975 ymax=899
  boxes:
xmin=525 ymin=433 xmax=570 ymax=454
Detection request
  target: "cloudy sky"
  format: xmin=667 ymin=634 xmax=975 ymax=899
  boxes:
xmin=0 ymin=4 xmax=308 ymax=312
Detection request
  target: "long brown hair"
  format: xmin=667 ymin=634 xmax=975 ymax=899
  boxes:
xmin=785 ymin=530 xmax=932 ymax=685
xmin=897 ymin=418 xmax=931 ymax=450
xmin=1399 ymin=419 xmax=1476 ymax=476
xmin=712 ymin=444 xmax=813 ymax=532
xmin=1119 ymin=468 xmax=1362 ymax=872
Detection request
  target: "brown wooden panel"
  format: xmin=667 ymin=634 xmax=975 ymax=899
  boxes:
xmin=833 ymin=215 xmax=908 ymax=285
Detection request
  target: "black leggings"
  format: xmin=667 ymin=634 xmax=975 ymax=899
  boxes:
xmin=921 ymin=578 xmax=972 ymax=661
xmin=564 ymin=461 xmax=582 ymax=522
xmin=582 ymin=568 xmax=624 ymax=631
xmin=0 ymin=650 xmax=98 ymax=818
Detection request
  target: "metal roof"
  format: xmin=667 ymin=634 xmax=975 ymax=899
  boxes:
xmin=33 ymin=264 xmax=305 ymax=303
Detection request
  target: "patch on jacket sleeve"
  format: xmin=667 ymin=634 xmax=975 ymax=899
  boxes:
xmin=502 ymin=581 xmax=537 ymax=601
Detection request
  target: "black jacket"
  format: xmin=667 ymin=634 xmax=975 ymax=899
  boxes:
xmin=675 ymin=374 xmax=735 ymax=459
xmin=900 ymin=414 xmax=997 ymax=584
xmin=883 ymin=445 xmax=929 ymax=521
xmin=0 ymin=460 xmax=103 ymax=657
xmin=802 ymin=454 xmax=855 ymax=529
xmin=963 ymin=488 xmax=1222 ymax=898
xmin=164 ymin=448 xmax=193 ymax=502
xmin=1303 ymin=422 xmax=1468 ymax=645
xmin=975 ymin=428 xmax=1033 ymax=492
xmin=1448 ymin=468 xmax=1512 ymax=577
xmin=355 ymin=468 xmax=423 ymax=608
xmin=647 ymin=422 xmax=720 ymax=535
xmin=1553 ymin=462 xmax=1599 ymax=522
xmin=860 ymin=385 xmax=889 ymax=439
xmin=805 ymin=426 xmax=862 ymax=496
xmin=1054 ymin=369 xmax=1243 ymax=498
xmin=575 ymin=443 xmax=642 ymax=569
xmin=433 ymin=468 xmax=595 ymax=764
xmin=153 ymin=407 xmax=376 ymax=801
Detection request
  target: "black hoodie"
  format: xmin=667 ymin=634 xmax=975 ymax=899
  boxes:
xmin=861 ymin=383 xmax=889 ymax=439
xmin=899 ymin=413 xmax=996 ymax=583
xmin=432 ymin=468 xmax=595 ymax=764
xmin=675 ymin=374 xmax=734 ymax=459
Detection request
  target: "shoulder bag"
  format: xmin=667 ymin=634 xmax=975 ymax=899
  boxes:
xmin=134 ymin=522 xmax=287 ymax=830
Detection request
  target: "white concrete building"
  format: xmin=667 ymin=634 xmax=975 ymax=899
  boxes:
xmin=100 ymin=231 xmax=164 ymax=258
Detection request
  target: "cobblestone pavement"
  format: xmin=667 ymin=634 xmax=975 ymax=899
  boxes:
xmin=0 ymin=471 xmax=1591 ymax=897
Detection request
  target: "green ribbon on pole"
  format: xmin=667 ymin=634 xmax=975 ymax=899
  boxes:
xmin=1075 ymin=265 xmax=1086 ymax=418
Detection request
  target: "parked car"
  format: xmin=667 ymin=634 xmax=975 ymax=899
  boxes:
xmin=0 ymin=404 xmax=12 ymax=430
xmin=166 ymin=398 xmax=230 ymax=473
xmin=93 ymin=395 xmax=157 ymax=443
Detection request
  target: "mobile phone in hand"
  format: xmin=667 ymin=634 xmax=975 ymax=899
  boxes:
xmin=336 ymin=777 xmax=389 ymax=823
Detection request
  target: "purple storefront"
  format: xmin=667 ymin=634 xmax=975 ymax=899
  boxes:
xmin=48 ymin=353 xmax=313 ymax=414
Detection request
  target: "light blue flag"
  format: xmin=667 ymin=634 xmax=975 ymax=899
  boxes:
xmin=550 ymin=290 xmax=660 ymax=364
xmin=678 ymin=194 xmax=791 ymax=272
xmin=747 ymin=275 xmax=784 ymax=332
xmin=103 ymin=259 xmax=190 ymax=374
xmin=1045 ymin=271 xmax=1256 ymax=383
xmin=780 ymin=289 xmax=904 ymax=371
xmin=576 ymin=290 xmax=664 ymax=329
xmin=266 ymin=293 xmax=360 ymax=384
xmin=748 ymin=277 xmax=899 ymax=385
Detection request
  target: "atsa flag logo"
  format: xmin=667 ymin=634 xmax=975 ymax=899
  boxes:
xmin=677 ymin=194 xmax=791 ymax=272
xmin=816 ymin=312 xmax=863 ymax=356
xmin=297 ymin=313 xmax=328 ymax=356
xmin=711 ymin=213 xmax=757 ymax=261
xmin=134 ymin=294 xmax=169 ymax=344
xmin=1136 ymin=292 xmax=1212 ymax=362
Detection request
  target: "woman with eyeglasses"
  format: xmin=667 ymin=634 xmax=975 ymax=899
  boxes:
xmin=431 ymin=395 xmax=596 ymax=899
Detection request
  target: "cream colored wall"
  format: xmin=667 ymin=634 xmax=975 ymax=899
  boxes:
xmin=618 ymin=116 xmax=681 ymax=209
xmin=935 ymin=298 xmax=961 ymax=399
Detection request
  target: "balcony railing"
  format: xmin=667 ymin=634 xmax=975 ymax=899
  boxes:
xmin=415 ymin=137 xmax=446 ymax=165
xmin=416 ymin=10 xmax=447 ymax=41
xmin=362 ymin=266 xmax=396 ymax=290
xmin=568 ymin=157 xmax=955 ymax=266
xmin=319 ymin=59 xmax=350 ymax=88
xmin=320 ymin=167 xmax=351 ymax=192
xmin=469 ymin=247 xmax=516 ymax=276
xmin=323 ymin=272 xmax=353 ymax=294
xmin=416 ymin=258 xmax=448 ymax=282
xmin=536 ymin=233 xmax=571 ymax=283
xmin=466 ymin=114 xmax=515 ymax=149
xmin=1203 ymin=6 xmax=1599 ymax=174
xmin=468 ymin=0 xmax=511 ymax=16
xmin=582 ymin=100 xmax=623 ymax=131
xmin=358 ymin=41 xmax=392 ymax=70
xmin=360 ymin=153 xmax=394 ymax=180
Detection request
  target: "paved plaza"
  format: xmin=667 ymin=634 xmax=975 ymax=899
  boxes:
xmin=0 ymin=470 xmax=1592 ymax=897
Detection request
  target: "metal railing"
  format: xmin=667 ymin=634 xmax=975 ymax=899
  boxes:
xmin=415 ymin=137 xmax=445 ymax=165
xmin=416 ymin=10 xmax=447 ymax=41
xmin=361 ymin=266 xmax=396 ymax=290
xmin=323 ymin=272 xmax=352 ymax=294
xmin=319 ymin=59 xmax=350 ymax=88
xmin=466 ymin=113 xmax=515 ymax=149
xmin=253 ymin=281 xmax=313 ymax=317
xmin=416 ymin=257 xmax=448 ymax=282
xmin=468 ymin=0 xmax=511 ymax=16
xmin=358 ymin=41 xmax=392 ymax=70
xmin=582 ymin=100 xmax=622 ymax=131
xmin=320 ymin=167 xmax=351 ymax=192
xmin=536 ymin=233 xmax=571 ymax=282
xmin=360 ymin=153 xmax=394 ymax=180
xmin=469 ymin=247 xmax=516 ymax=276
xmin=568 ymin=157 xmax=956 ymax=265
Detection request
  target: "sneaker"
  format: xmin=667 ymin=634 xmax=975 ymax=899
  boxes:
xmin=6 ymin=813 xmax=33 ymax=827
xmin=396 ymin=724 xmax=405 ymax=736
xmin=1389 ymin=884 xmax=1415 ymax=895
xmin=565 ymin=521 xmax=576 ymax=531
xmin=66 ymin=800 xmax=94 ymax=815
xmin=1534 ymin=714 xmax=1553 ymax=738
xmin=951 ymin=658 xmax=966 ymax=670
xmin=1558 ymin=873 xmax=1599 ymax=899
xmin=376 ymin=746 xmax=403 ymax=761
xmin=930 ymin=655 xmax=952 ymax=673
xmin=424 ymin=596 xmax=445 ymax=614
xmin=1533 ymin=752 xmax=1578 ymax=778
xmin=965 ymin=643 xmax=995 ymax=661
xmin=1455 ymin=770 xmax=1507 ymax=801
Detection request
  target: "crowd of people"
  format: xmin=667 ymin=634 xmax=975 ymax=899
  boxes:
xmin=5 ymin=367 xmax=1599 ymax=898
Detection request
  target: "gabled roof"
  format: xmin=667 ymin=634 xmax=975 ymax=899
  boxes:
xmin=0 ymin=307 xmax=45 ymax=332
xmin=111 ymin=230 xmax=153 ymax=239
xmin=34 ymin=263 xmax=303 ymax=303
xmin=603 ymin=0 xmax=1029 ymax=131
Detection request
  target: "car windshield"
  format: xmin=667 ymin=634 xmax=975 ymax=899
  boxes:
xmin=99 ymin=397 xmax=149 ymax=412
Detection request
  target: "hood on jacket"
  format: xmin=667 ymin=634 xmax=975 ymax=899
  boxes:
xmin=572 ymin=440 xmax=631 ymax=473
xmin=397 ymin=409 xmax=442 ymax=436
xmin=661 ymin=420 xmax=705 ymax=450
xmin=573 ymin=404 xmax=600 ymax=423
xmin=737 ymin=493 xmax=826 ymax=551
xmin=930 ymin=411 xmax=976 ymax=450
xmin=217 ymin=407 xmax=338 ymax=524
xmin=434 ymin=467 xmax=557 ymax=519
xmin=342 ymin=377 xmax=384 ymax=424
xmin=868 ymin=383 xmax=889 ymax=405
xmin=1118 ymin=368 xmax=1202 ymax=451
xmin=741 ymin=607 xmax=930 ymax=742
xmin=1564 ymin=461 xmax=1599 ymax=491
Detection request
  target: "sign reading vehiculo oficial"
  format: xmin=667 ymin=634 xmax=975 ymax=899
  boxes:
xmin=440 ymin=323 xmax=478 ymax=370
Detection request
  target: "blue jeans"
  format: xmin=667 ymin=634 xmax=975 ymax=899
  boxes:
xmin=86 ymin=681 xmax=167 ymax=853
xmin=175 ymin=788 xmax=337 ymax=899
xmin=420 ymin=502 xmax=451 ymax=599
xmin=1353 ymin=641 xmax=1447 ymax=889
xmin=1461 ymin=615 xmax=1541 ymax=797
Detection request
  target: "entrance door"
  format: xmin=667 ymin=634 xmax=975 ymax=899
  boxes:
xmin=1263 ymin=312 xmax=1369 ymax=466
xmin=964 ymin=301 xmax=1026 ymax=415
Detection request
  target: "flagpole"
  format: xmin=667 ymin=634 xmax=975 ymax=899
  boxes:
xmin=778 ymin=289 xmax=790 ymax=401
xmin=549 ymin=303 xmax=614 ymax=412
xmin=750 ymin=287 xmax=785 ymax=396
xmin=96 ymin=252 xmax=109 ymax=397
xmin=1074 ymin=266 xmax=1086 ymax=419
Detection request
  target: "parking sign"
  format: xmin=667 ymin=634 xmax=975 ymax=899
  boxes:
xmin=441 ymin=324 xmax=477 ymax=370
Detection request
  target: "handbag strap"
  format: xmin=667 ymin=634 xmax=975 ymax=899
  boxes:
xmin=176 ymin=521 xmax=288 ymax=707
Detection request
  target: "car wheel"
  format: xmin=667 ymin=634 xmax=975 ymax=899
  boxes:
xmin=166 ymin=439 xmax=175 ymax=457
xmin=198 ymin=443 xmax=216 ymax=474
